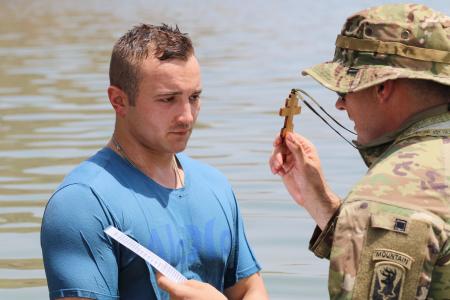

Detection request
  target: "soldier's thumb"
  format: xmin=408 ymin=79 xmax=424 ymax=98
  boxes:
xmin=285 ymin=133 xmax=306 ymax=165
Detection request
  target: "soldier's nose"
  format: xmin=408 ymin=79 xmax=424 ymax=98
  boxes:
xmin=335 ymin=97 xmax=346 ymax=111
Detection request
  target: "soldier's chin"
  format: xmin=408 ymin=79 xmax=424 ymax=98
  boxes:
xmin=355 ymin=134 xmax=367 ymax=145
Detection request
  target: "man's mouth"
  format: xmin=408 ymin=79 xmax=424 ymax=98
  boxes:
xmin=170 ymin=129 xmax=191 ymax=135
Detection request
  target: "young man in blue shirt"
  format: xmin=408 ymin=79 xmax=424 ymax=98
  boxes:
xmin=41 ymin=24 xmax=267 ymax=300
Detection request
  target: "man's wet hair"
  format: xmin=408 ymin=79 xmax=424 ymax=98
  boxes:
xmin=109 ymin=24 xmax=194 ymax=105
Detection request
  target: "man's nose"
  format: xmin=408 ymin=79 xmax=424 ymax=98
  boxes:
xmin=176 ymin=100 xmax=194 ymax=123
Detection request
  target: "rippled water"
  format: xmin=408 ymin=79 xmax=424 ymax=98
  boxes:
xmin=1 ymin=0 xmax=448 ymax=299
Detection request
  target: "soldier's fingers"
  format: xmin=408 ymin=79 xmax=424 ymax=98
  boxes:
xmin=281 ymin=152 xmax=295 ymax=174
xmin=285 ymin=132 xmax=306 ymax=164
xmin=273 ymin=133 xmax=284 ymax=147
xmin=269 ymin=145 xmax=285 ymax=174
xmin=270 ymin=154 xmax=283 ymax=175
xmin=292 ymin=133 xmax=319 ymax=159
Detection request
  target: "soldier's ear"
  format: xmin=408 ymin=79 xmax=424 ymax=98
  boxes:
xmin=108 ymin=85 xmax=129 ymax=118
xmin=376 ymin=80 xmax=395 ymax=103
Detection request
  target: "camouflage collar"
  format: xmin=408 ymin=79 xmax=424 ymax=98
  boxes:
xmin=357 ymin=103 xmax=450 ymax=167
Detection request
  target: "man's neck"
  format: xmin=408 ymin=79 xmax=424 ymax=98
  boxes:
xmin=108 ymin=132 xmax=183 ymax=189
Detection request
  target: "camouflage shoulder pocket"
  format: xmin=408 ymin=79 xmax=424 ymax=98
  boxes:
xmin=352 ymin=213 xmax=430 ymax=300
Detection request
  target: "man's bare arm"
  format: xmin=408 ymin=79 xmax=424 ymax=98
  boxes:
xmin=224 ymin=273 xmax=268 ymax=300
xmin=157 ymin=272 xmax=268 ymax=300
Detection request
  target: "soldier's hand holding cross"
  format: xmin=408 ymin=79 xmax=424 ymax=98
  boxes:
xmin=271 ymin=89 xmax=340 ymax=230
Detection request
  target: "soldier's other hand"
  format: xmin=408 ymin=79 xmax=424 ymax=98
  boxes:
xmin=157 ymin=273 xmax=226 ymax=300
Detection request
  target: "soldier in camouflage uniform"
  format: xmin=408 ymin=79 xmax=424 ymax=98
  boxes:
xmin=270 ymin=3 xmax=450 ymax=300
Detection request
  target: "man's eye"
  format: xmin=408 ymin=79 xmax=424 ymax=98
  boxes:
xmin=190 ymin=95 xmax=200 ymax=103
xmin=160 ymin=97 xmax=175 ymax=103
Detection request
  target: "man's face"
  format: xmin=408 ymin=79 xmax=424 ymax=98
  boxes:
xmin=125 ymin=55 xmax=202 ymax=154
xmin=335 ymin=87 xmax=386 ymax=145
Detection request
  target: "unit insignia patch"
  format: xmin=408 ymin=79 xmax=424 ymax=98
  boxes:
xmin=370 ymin=248 xmax=413 ymax=300
xmin=370 ymin=261 xmax=405 ymax=300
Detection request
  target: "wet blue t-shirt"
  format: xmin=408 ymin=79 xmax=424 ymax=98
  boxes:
xmin=41 ymin=148 xmax=260 ymax=300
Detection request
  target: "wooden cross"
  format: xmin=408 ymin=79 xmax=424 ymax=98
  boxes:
xmin=279 ymin=90 xmax=301 ymax=138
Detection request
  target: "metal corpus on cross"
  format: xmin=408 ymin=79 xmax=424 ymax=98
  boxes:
xmin=279 ymin=89 xmax=301 ymax=139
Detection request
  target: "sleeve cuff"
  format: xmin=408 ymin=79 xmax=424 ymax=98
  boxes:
xmin=50 ymin=289 xmax=119 ymax=300
xmin=308 ymin=206 xmax=341 ymax=259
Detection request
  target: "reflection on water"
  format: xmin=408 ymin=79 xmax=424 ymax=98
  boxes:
xmin=0 ymin=259 xmax=43 ymax=270
xmin=0 ymin=201 xmax=46 ymax=207
xmin=0 ymin=279 xmax=47 ymax=289
xmin=1 ymin=0 xmax=448 ymax=299
xmin=0 ymin=212 xmax=41 ymax=233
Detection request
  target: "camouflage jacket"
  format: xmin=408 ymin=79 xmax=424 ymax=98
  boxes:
xmin=309 ymin=104 xmax=450 ymax=300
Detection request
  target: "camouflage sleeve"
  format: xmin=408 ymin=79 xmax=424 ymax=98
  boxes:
xmin=429 ymin=239 xmax=450 ymax=299
xmin=309 ymin=206 xmax=341 ymax=259
xmin=326 ymin=199 xmax=449 ymax=300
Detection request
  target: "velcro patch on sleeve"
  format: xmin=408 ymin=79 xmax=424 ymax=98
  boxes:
xmin=370 ymin=214 xmax=410 ymax=234
xmin=352 ymin=214 xmax=429 ymax=300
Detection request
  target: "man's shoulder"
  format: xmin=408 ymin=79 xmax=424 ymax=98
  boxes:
xmin=179 ymin=153 xmax=229 ymax=183
xmin=46 ymin=148 xmax=132 ymax=217
xmin=60 ymin=148 xmax=115 ymax=186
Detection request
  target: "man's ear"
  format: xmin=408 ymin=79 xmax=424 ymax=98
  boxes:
xmin=108 ymin=85 xmax=129 ymax=117
xmin=376 ymin=80 xmax=395 ymax=103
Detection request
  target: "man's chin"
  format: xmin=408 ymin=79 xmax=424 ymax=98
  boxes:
xmin=168 ymin=132 xmax=191 ymax=152
xmin=171 ymin=141 xmax=189 ymax=153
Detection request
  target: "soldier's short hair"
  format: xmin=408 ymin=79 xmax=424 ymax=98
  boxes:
xmin=109 ymin=24 xmax=194 ymax=105
xmin=406 ymin=80 xmax=450 ymax=104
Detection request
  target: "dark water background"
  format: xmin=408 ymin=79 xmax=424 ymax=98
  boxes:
xmin=1 ymin=0 xmax=448 ymax=299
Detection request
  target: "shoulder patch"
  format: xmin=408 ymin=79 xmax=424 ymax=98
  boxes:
xmin=370 ymin=261 xmax=405 ymax=300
